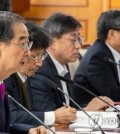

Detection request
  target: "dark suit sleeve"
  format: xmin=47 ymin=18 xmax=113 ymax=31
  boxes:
xmin=10 ymin=124 xmax=33 ymax=134
xmin=29 ymin=73 xmax=58 ymax=111
xmin=9 ymin=98 xmax=44 ymax=126
xmin=87 ymin=53 xmax=120 ymax=101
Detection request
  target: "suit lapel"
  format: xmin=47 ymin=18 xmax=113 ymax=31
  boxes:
xmin=0 ymin=95 xmax=5 ymax=131
xmin=99 ymin=40 xmax=119 ymax=83
xmin=46 ymin=55 xmax=66 ymax=103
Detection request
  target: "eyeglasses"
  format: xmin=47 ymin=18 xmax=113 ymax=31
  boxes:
xmin=60 ymin=36 xmax=84 ymax=46
xmin=55 ymin=36 xmax=84 ymax=46
xmin=31 ymin=51 xmax=48 ymax=62
xmin=10 ymin=41 xmax=33 ymax=50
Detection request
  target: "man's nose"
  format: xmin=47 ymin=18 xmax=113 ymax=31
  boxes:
xmin=35 ymin=59 xmax=42 ymax=67
xmin=25 ymin=49 xmax=31 ymax=57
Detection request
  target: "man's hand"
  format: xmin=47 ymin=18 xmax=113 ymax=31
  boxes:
xmin=29 ymin=126 xmax=50 ymax=134
xmin=84 ymin=96 xmax=114 ymax=111
xmin=55 ymin=106 xmax=77 ymax=124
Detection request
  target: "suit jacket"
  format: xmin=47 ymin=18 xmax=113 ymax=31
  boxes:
xmin=0 ymin=76 xmax=31 ymax=134
xmin=4 ymin=73 xmax=44 ymax=130
xmin=0 ymin=95 xmax=10 ymax=133
xmin=28 ymin=55 xmax=74 ymax=111
xmin=73 ymin=39 xmax=120 ymax=106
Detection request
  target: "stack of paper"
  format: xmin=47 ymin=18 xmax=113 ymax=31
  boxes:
xmin=69 ymin=111 xmax=119 ymax=131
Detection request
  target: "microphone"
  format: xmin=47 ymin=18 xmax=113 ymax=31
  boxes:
xmin=45 ymin=78 xmax=105 ymax=134
xmin=55 ymin=74 xmax=120 ymax=113
xmin=5 ymin=93 xmax=56 ymax=134
xmin=104 ymin=57 xmax=120 ymax=66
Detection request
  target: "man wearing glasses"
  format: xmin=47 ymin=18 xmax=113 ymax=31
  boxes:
xmin=28 ymin=13 xmax=113 ymax=116
xmin=0 ymin=11 xmax=49 ymax=134
xmin=4 ymin=21 xmax=78 ymax=131
xmin=73 ymin=10 xmax=120 ymax=106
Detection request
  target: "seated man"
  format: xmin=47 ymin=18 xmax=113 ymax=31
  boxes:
xmin=73 ymin=10 xmax=120 ymax=106
xmin=0 ymin=11 xmax=48 ymax=134
xmin=27 ymin=13 xmax=114 ymax=112
xmin=4 ymin=21 xmax=77 ymax=128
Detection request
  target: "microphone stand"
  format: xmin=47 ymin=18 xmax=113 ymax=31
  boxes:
xmin=55 ymin=74 xmax=120 ymax=129
xmin=6 ymin=94 xmax=56 ymax=134
xmin=46 ymin=78 xmax=105 ymax=134
xmin=104 ymin=57 xmax=120 ymax=66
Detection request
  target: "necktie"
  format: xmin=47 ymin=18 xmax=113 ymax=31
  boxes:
xmin=62 ymin=72 xmax=71 ymax=105
xmin=22 ymin=79 xmax=31 ymax=110
xmin=0 ymin=83 xmax=5 ymax=102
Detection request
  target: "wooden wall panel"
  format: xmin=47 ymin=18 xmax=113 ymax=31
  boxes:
xmin=12 ymin=0 xmax=30 ymax=12
xmin=31 ymin=0 xmax=88 ymax=7
xmin=110 ymin=0 xmax=120 ymax=9
xmin=20 ymin=0 xmax=104 ymax=45
xmin=15 ymin=0 xmax=118 ymax=45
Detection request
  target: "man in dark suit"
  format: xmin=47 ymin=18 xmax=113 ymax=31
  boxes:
xmin=4 ymin=21 xmax=77 ymax=128
xmin=0 ymin=12 xmax=49 ymax=134
xmin=28 ymin=12 xmax=114 ymax=112
xmin=0 ymin=11 xmax=31 ymax=134
xmin=73 ymin=10 xmax=120 ymax=107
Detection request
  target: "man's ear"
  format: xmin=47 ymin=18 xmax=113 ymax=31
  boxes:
xmin=107 ymin=29 xmax=116 ymax=39
xmin=48 ymin=38 xmax=57 ymax=50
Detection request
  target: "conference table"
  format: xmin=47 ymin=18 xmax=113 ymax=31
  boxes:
xmin=54 ymin=111 xmax=120 ymax=133
xmin=54 ymin=124 xmax=120 ymax=134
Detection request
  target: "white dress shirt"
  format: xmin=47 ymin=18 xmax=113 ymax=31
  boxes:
xmin=0 ymin=81 xmax=3 ymax=84
xmin=17 ymin=72 xmax=55 ymax=125
xmin=106 ymin=44 xmax=120 ymax=83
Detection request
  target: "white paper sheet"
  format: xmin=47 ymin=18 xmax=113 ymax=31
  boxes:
xmin=70 ymin=111 xmax=119 ymax=131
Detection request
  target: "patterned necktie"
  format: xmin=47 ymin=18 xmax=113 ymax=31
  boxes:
xmin=0 ymin=83 xmax=5 ymax=102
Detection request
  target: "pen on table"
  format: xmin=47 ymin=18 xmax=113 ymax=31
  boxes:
xmin=63 ymin=102 xmax=69 ymax=108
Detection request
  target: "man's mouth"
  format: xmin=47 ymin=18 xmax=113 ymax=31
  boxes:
xmin=20 ymin=61 xmax=25 ymax=65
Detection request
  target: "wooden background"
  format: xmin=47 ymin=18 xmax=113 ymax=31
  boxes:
xmin=11 ymin=0 xmax=120 ymax=45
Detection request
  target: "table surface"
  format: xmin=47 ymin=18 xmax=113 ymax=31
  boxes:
xmin=54 ymin=124 xmax=120 ymax=134
xmin=55 ymin=124 xmax=73 ymax=132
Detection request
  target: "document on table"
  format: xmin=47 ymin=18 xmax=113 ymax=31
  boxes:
xmin=56 ymin=132 xmax=76 ymax=134
xmin=91 ymin=131 xmax=120 ymax=134
xmin=69 ymin=111 xmax=119 ymax=131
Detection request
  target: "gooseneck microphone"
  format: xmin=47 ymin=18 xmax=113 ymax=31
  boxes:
xmin=45 ymin=78 xmax=105 ymax=134
xmin=5 ymin=93 xmax=56 ymax=134
xmin=55 ymin=74 xmax=120 ymax=113
xmin=104 ymin=57 xmax=120 ymax=66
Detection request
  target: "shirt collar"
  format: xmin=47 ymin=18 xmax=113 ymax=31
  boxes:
xmin=106 ymin=43 xmax=120 ymax=63
xmin=47 ymin=51 xmax=68 ymax=76
xmin=17 ymin=72 xmax=27 ymax=83
xmin=0 ymin=81 xmax=3 ymax=84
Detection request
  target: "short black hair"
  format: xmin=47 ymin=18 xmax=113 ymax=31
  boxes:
xmin=0 ymin=11 xmax=24 ymax=42
xmin=41 ymin=12 xmax=82 ymax=37
xmin=97 ymin=10 xmax=120 ymax=40
xmin=25 ymin=21 xmax=51 ymax=50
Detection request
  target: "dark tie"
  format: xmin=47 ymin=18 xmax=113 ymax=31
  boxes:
xmin=22 ymin=79 xmax=31 ymax=110
xmin=64 ymin=72 xmax=75 ymax=106
xmin=64 ymin=72 xmax=71 ymax=79
xmin=16 ymin=75 xmax=31 ymax=110
xmin=0 ymin=83 xmax=5 ymax=102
